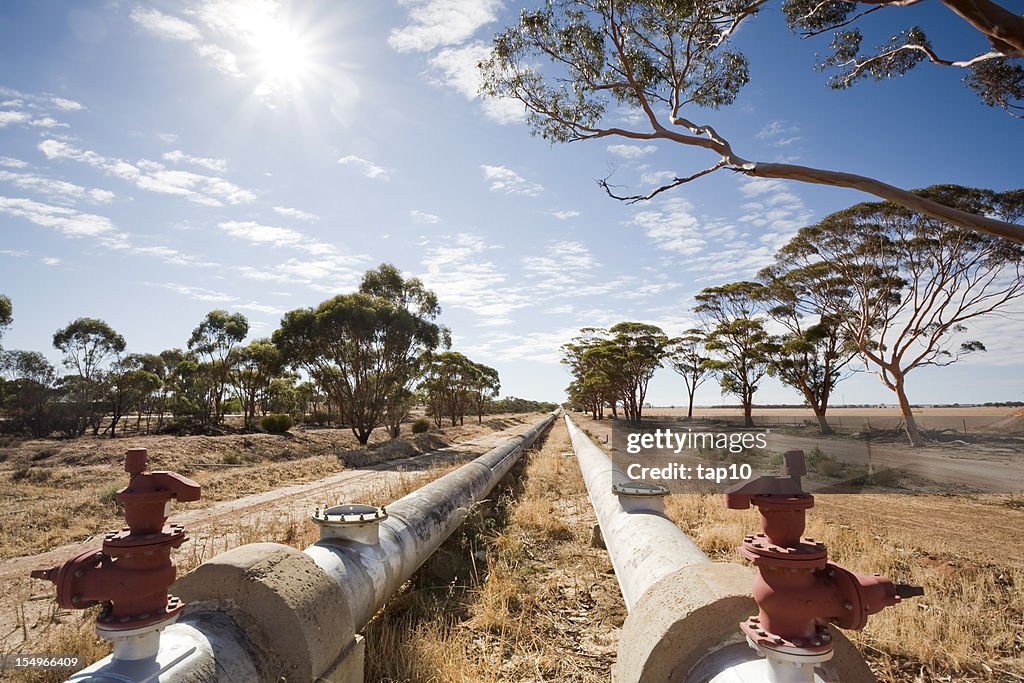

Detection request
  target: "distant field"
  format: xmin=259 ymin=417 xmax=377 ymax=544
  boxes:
xmin=648 ymin=405 xmax=1021 ymax=432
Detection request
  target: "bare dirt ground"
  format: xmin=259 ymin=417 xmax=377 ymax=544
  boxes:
xmin=0 ymin=413 xmax=547 ymax=665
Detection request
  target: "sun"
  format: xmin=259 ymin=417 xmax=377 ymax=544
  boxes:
xmin=252 ymin=23 xmax=311 ymax=87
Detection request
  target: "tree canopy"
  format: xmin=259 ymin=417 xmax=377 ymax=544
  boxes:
xmin=481 ymin=0 xmax=1024 ymax=242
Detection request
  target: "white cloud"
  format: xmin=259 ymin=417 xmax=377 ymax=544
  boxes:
xmin=757 ymin=120 xmax=801 ymax=147
xmin=428 ymin=43 xmax=525 ymax=124
xmin=41 ymin=257 xmax=61 ymax=266
xmin=0 ymin=196 xmax=117 ymax=238
xmin=218 ymin=220 xmax=336 ymax=255
xmin=0 ymin=156 xmax=28 ymax=169
xmin=163 ymin=149 xmax=227 ymax=173
xmin=389 ymin=0 xmax=502 ymax=53
xmin=233 ymin=301 xmax=286 ymax=315
xmin=550 ymin=209 xmax=579 ymax=220
xmin=159 ymin=283 xmax=238 ymax=303
xmin=420 ymin=233 xmax=532 ymax=326
xmin=410 ymin=209 xmax=440 ymax=224
xmin=481 ymin=164 xmax=543 ymax=196
xmin=0 ymin=170 xmax=115 ymax=204
xmin=0 ymin=111 xmax=32 ymax=127
xmin=640 ymin=169 xmax=677 ymax=186
xmin=607 ymin=144 xmax=657 ymax=159
xmin=195 ymin=43 xmax=242 ymax=78
xmin=29 ymin=117 xmax=68 ymax=129
xmin=338 ymin=155 xmax=391 ymax=180
xmin=631 ymin=198 xmax=707 ymax=256
xmin=51 ymin=97 xmax=84 ymax=111
xmin=522 ymin=240 xmax=599 ymax=291
xmin=38 ymin=139 xmax=255 ymax=206
xmin=273 ymin=205 xmax=318 ymax=221
xmin=130 ymin=7 xmax=202 ymax=41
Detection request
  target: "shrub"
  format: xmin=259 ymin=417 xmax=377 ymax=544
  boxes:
xmin=261 ymin=413 xmax=293 ymax=434
xmin=411 ymin=418 xmax=430 ymax=434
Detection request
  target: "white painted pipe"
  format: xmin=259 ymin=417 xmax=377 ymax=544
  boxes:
xmin=564 ymin=414 xmax=711 ymax=611
xmin=306 ymin=411 xmax=557 ymax=630
xmin=64 ymin=412 xmax=557 ymax=682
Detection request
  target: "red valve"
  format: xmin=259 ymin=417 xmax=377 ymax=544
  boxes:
xmin=31 ymin=448 xmax=200 ymax=631
xmin=724 ymin=451 xmax=920 ymax=654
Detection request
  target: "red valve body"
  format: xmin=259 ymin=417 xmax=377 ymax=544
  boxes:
xmin=31 ymin=448 xmax=200 ymax=630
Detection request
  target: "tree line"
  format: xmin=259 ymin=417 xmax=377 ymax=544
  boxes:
xmin=563 ymin=186 xmax=1024 ymax=447
xmin=0 ymin=264 xmax=506 ymax=444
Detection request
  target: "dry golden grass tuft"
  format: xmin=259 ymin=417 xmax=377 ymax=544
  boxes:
xmin=362 ymin=419 xmax=623 ymax=682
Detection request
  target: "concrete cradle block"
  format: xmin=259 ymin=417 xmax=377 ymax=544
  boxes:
xmin=173 ymin=542 xmax=355 ymax=682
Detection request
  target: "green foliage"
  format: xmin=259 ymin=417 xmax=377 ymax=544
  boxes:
xmin=421 ymin=351 xmax=499 ymax=426
xmin=484 ymin=397 xmax=558 ymax=414
xmin=784 ymin=0 xmax=1024 ymax=117
xmin=261 ymin=413 xmax=293 ymax=434
xmin=411 ymin=417 xmax=431 ymax=434
xmin=0 ymin=294 xmax=11 ymax=343
xmin=274 ymin=269 xmax=443 ymax=444
xmin=562 ymin=322 xmax=668 ymax=421
xmin=52 ymin=317 xmax=126 ymax=382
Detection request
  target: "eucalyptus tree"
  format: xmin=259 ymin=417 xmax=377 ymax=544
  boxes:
xmin=772 ymin=185 xmax=1024 ymax=446
xmin=783 ymin=0 xmax=1024 ymax=117
xmin=53 ymin=317 xmax=126 ymax=435
xmin=0 ymin=350 xmax=58 ymax=437
xmin=274 ymin=291 xmax=442 ymax=444
xmin=666 ymin=329 xmax=711 ymax=419
xmin=0 ymin=294 xmax=11 ymax=345
xmin=232 ymin=338 xmax=284 ymax=429
xmin=481 ymin=0 xmax=1024 ymax=242
xmin=469 ymin=361 xmax=501 ymax=422
xmin=188 ymin=310 xmax=249 ymax=424
xmin=695 ymin=282 xmax=776 ymax=427
xmin=754 ymin=270 xmax=859 ymax=435
xmin=421 ymin=351 xmax=477 ymax=427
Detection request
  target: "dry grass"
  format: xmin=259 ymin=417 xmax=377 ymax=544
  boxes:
xmin=362 ymin=420 xmax=622 ymax=683
xmin=663 ymin=493 xmax=1024 ymax=682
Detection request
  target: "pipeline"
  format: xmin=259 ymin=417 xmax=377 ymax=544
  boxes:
xmin=40 ymin=411 xmax=557 ymax=682
xmin=564 ymin=413 xmax=904 ymax=683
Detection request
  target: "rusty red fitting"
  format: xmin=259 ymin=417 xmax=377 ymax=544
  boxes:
xmin=725 ymin=450 xmax=918 ymax=656
xmin=31 ymin=448 xmax=200 ymax=632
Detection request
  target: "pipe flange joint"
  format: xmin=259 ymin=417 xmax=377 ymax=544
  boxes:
xmin=612 ymin=481 xmax=669 ymax=497
xmin=741 ymin=617 xmax=834 ymax=656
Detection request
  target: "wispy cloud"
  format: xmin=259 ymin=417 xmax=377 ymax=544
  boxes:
xmin=0 ymin=111 xmax=32 ymax=127
xmin=631 ymin=198 xmax=707 ymax=256
xmin=389 ymin=0 xmax=502 ymax=53
xmin=757 ymin=120 xmax=801 ymax=147
xmin=338 ymin=155 xmax=391 ymax=180
xmin=158 ymin=282 xmax=238 ymax=303
xmin=218 ymin=220 xmax=336 ymax=256
xmin=41 ymin=257 xmax=62 ymax=266
xmin=129 ymin=7 xmax=202 ymax=41
xmin=607 ymin=143 xmax=657 ymax=159
xmin=273 ymin=205 xmax=318 ymax=221
xmin=420 ymin=233 xmax=532 ymax=326
xmin=38 ymin=139 xmax=255 ymax=206
xmin=410 ymin=209 xmax=441 ymax=224
xmin=428 ymin=43 xmax=525 ymax=124
xmin=550 ymin=209 xmax=579 ymax=220
xmin=0 ymin=196 xmax=118 ymax=238
xmin=0 ymin=156 xmax=28 ymax=169
xmin=0 ymin=170 xmax=115 ymax=204
xmin=129 ymin=5 xmax=242 ymax=78
xmin=481 ymin=165 xmax=543 ymax=196
xmin=163 ymin=149 xmax=227 ymax=173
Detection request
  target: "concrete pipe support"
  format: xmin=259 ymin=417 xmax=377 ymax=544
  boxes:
xmin=563 ymin=414 xmax=875 ymax=683
xmin=67 ymin=412 xmax=557 ymax=683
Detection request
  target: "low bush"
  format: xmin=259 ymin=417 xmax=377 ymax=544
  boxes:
xmin=411 ymin=418 xmax=431 ymax=434
xmin=261 ymin=413 xmax=293 ymax=434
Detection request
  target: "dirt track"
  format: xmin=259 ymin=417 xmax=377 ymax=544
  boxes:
xmin=0 ymin=419 xmax=544 ymax=651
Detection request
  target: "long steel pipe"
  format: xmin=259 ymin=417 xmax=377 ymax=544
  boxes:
xmin=305 ymin=411 xmax=557 ymax=629
xmin=564 ymin=413 xmax=711 ymax=610
xmin=66 ymin=412 xmax=557 ymax=682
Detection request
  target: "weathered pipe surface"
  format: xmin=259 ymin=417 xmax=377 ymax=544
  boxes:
xmin=306 ymin=411 xmax=557 ymax=630
xmin=564 ymin=414 xmax=711 ymax=611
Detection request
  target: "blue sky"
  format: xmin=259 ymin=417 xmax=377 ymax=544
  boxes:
xmin=1 ymin=0 xmax=1022 ymax=407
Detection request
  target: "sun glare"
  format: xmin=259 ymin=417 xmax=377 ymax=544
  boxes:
xmin=254 ymin=24 xmax=311 ymax=86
